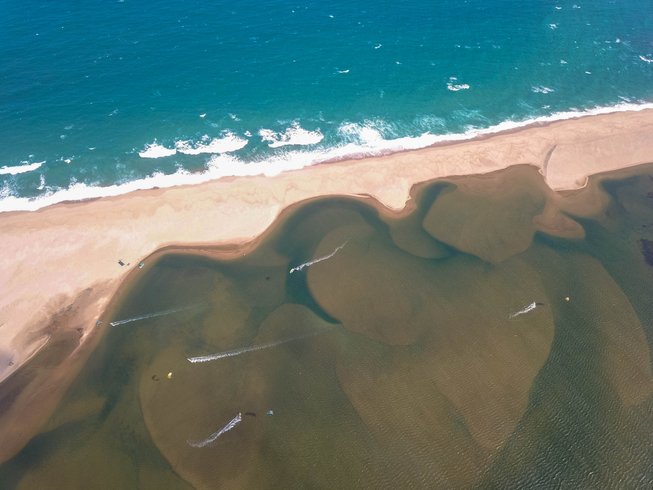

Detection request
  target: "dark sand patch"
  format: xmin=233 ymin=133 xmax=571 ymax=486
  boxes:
xmin=307 ymin=222 xmax=436 ymax=345
xmin=422 ymin=166 xmax=547 ymax=263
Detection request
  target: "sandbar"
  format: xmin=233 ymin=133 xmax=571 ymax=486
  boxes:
xmin=0 ymin=108 xmax=652 ymax=462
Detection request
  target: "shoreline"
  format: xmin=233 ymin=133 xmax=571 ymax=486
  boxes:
xmin=0 ymin=108 xmax=652 ymax=463
xmin=2 ymin=102 xmax=653 ymax=214
xmin=2 ymin=108 xmax=653 ymax=380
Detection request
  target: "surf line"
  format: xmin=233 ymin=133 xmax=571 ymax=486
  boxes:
xmin=109 ymin=305 xmax=200 ymax=327
xmin=508 ymin=301 xmax=544 ymax=319
xmin=187 ymin=412 xmax=242 ymax=448
xmin=289 ymin=241 xmax=349 ymax=274
xmin=187 ymin=328 xmax=332 ymax=364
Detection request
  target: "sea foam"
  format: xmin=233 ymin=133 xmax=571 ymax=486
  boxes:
xmin=532 ymin=86 xmax=555 ymax=94
xmin=2 ymin=102 xmax=653 ymax=213
xmin=175 ymin=133 xmax=248 ymax=155
xmin=139 ymin=133 xmax=248 ymax=159
xmin=259 ymin=122 xmax=324 ymax=148
xmin=138 ymin=143 xmax=176 ymax=159
xmin=0 ymin=161 xmax=44 ymax=176
xmin=447 ymin=76 xmax=470 ymax=92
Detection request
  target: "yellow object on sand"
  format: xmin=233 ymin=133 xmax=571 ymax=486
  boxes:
xmin=167 ymin=372 xmax=173 ymax=379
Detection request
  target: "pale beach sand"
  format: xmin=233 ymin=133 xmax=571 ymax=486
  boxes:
xmin=0 ymin=108 xmax=652 ymax=462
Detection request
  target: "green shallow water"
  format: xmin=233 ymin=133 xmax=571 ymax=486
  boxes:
xmin=2 ymin=166 xmax=653 ymax=488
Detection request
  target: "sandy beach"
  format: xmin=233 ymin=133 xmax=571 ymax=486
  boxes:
xmin=1 ymin=108 xmax=653 ymax=463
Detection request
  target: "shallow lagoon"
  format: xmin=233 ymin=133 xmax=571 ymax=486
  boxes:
xmin=2 ymin=166 xmax=653 ymax=488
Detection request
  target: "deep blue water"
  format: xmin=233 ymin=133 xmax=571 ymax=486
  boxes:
xmin=1 ymin=0 xmax=652 ymax=210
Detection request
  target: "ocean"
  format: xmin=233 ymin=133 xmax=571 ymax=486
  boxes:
xmin=1 ymin=0 xmax=652 ymax=211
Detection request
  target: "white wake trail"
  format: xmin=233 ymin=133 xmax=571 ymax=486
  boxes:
xmin=508 ymin=302 xmax=538 ymax=319
xmin=109 ymin=305 xmax=199 ymax=327
xmin=289 ymin=241 xmax=348 ymax=274
xmin=187 ymin=329 xmax=331 ymax=364
xmin=187 ymin=413 xmax=242 ymax=448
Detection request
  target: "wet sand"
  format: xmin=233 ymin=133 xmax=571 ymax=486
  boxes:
xmin=0 ymin=109 xmax=653 ymax=464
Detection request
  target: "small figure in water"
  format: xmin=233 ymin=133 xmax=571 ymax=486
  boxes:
xmin=266 ymin=410 xmax=274 ymax=416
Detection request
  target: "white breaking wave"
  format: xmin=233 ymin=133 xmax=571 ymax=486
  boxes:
xmin=187 ymin=329 xmax=331 ymax=364
xmin=175 ymin=133 xmax=248 ymax=155
xmin=447 ymin=76 xmax=470 ymax=92
xmin=138 ymin=143 xmax=177 ymax=159
xmin=109 ymin=305 xmax=198 ymax=327
xmin=532 ymin=86 xmax=555 ymax=94
xmin=0 ymin=161 xmax=44 ymax=175
xmin=3 ymin=101 xmax=653 ymax=213
xmin=259 ymin=122 xmax=324 ymax=148
xmin=139 ymin=133 xmax=248 ymax=159
xmin=508 ymin=302 xmax=538 ymax=319
xmin=289 ymin=241 xmax=348 ymax=274
xmin=187 ymin=413 xmax=242 ymax=448
xmin=338 ymin=120 xmax=390 ymax=144
xmin=138 ymin=143 xmax=176 ymax=159
xmin=447 ymin=83 xmax=470 ymax=92
xmin=639 ymin=55 xmax=653 ymax=64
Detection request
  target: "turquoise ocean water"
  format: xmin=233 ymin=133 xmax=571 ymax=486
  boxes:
xmin=1 ymin=0 xmax=652 ymax=211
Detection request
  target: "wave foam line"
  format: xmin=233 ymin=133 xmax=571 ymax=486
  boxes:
xmin=289 ymin=241 xmax=348 ymax=274
xmin=138 ymin=143 xmax=176 ymax=159
xmin=508 ymin=302 xmax=538 ymax=319
xmin=259 ymin=122 xmax=323 ymax=148
xmin=109 ymin=305 xmax=199 ymax=327
xmin=0 ymin=161 xmax=44 ymax=176
xmin=187 ymin=328 xmax=331 ymax=364
xmin=3 ymin=101 xmax=653 ymax=213
xmin=187 ymin=413 xmax=242 ymax=448
xmin=175 ymin=133 xmax=248 ymax=155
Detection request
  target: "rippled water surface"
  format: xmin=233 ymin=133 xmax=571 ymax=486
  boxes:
xmin=1 ymin=166 xmax=653 ymax=488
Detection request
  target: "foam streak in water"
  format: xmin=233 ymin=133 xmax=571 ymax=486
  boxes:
xmin=187 ymin=329 xmax=330 ymax=364
xmin=508 ymin=302 xmax=538 ymax=319
xmin=289 ymin=241 xmax=348 ymax=274
xmin=187 ymin=413 xmax=242 ymax=448
xmin=0 ymin=161 xmax=44 ymax=175
xmin=109 ymin=305 xmax=198 ymax=326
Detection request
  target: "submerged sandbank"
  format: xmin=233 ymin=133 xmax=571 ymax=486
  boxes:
xmin=0 ymin=108 xmax=652 ymax=463
xmin=3 ymin=164 xmax=653 ymax=487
